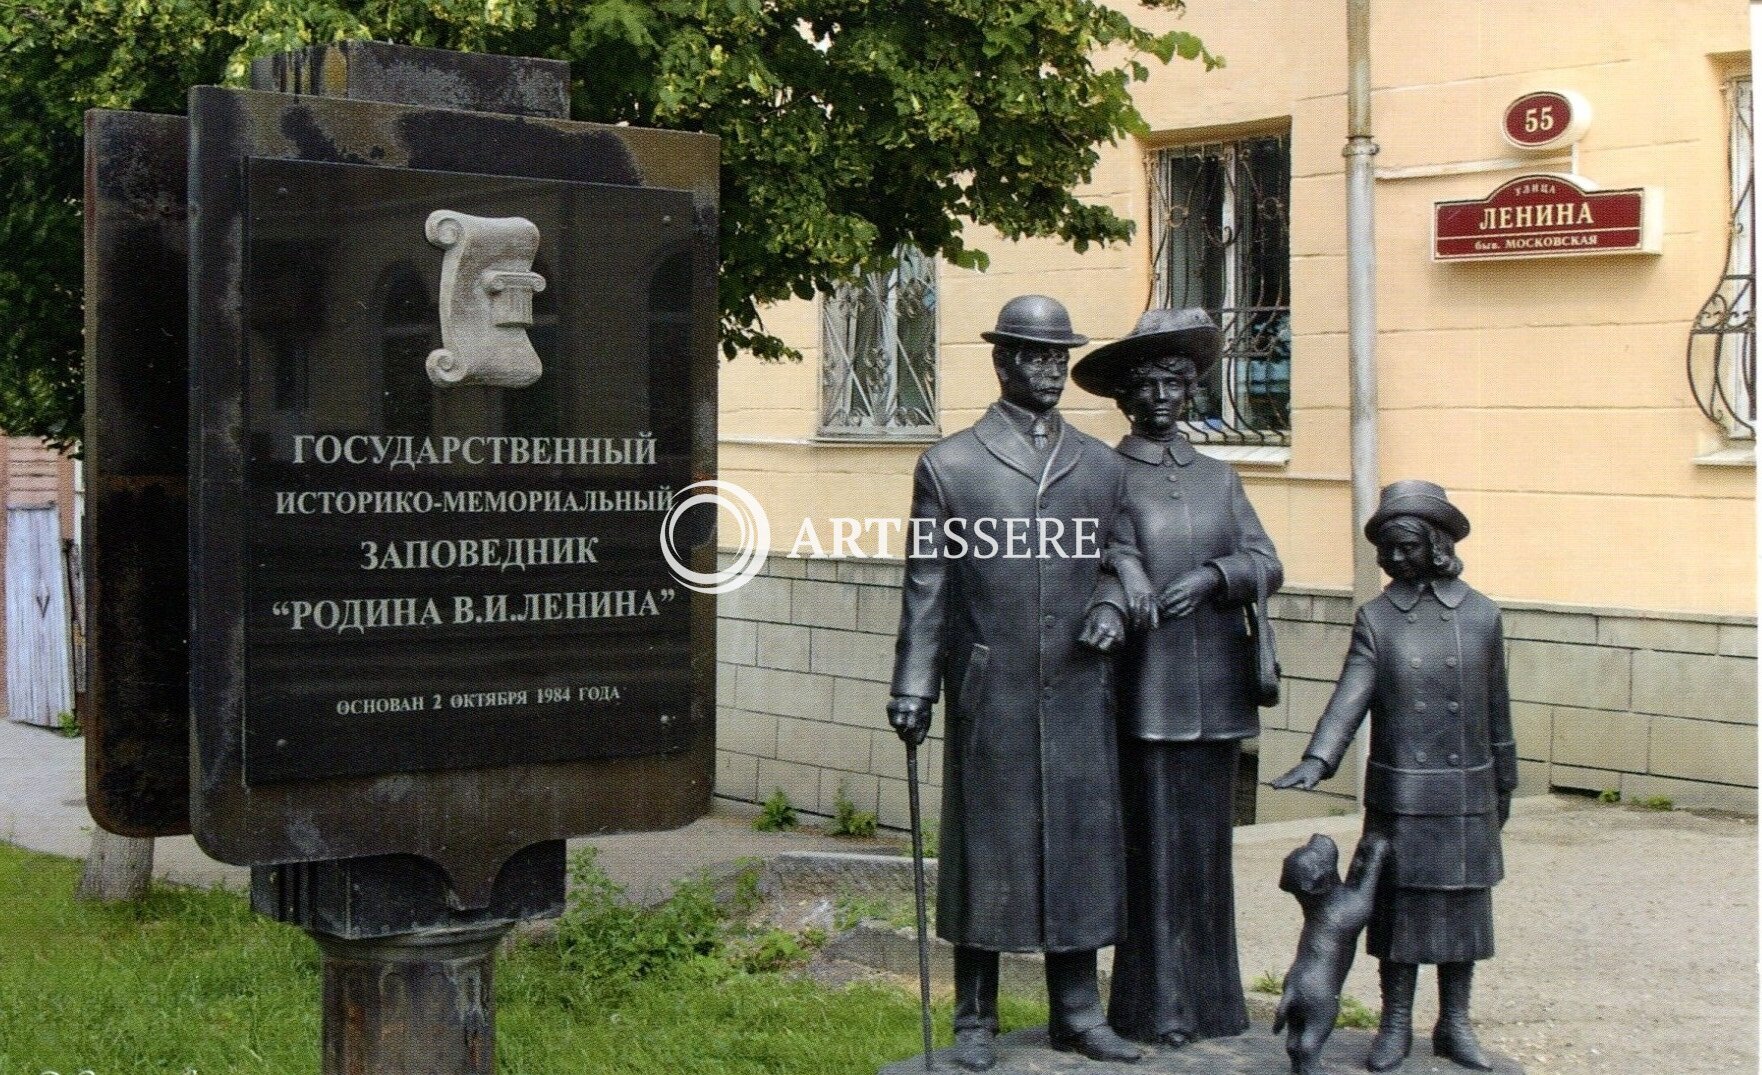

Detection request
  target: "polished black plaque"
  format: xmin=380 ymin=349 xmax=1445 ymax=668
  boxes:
xmin=243 ymin=158 xmax=693 ymax=784
xmin=189 ymin=86 xmax=719 ymax=905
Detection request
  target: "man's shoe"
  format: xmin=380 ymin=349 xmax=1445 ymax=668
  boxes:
xmin=950 ymin=1028 xmax=996 ymax=1072
xmin=1156 ymin=1030 xmax=1194 ymax=1050
xmin=1050 ymin=1025 xmax=1143 ymax=1063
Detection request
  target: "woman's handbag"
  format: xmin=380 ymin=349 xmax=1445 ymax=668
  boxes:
xmin=1247 ymin=558 xmax=1282 ymax=707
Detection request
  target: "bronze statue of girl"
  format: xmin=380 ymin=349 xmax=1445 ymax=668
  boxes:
xmin=1274 ymin=481 xmax=1516 ymax=1072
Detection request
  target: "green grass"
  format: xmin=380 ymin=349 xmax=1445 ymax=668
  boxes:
xmin=1336 ymin=993 xmax=1380 ymax=1029
xmin=0 ymin=846 xmax=319 ymax=1072
xmin=753 ymin=788 xmax=799 ymax=832
xmin=828 ymin=789 xmax=879 ymax=839
xmin=832 ymin=893 xmax=924 ymax=932
xmin=0 ymin=842 xmax=1043 ymax=1073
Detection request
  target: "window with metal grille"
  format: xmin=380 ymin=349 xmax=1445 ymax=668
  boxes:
xmin=819 ymin=245 xmax=938 ymax=438
xmin=1148 ymin=134 xmax=1291 ymax=444
xmin=1688 ymin=76 xmax=1755 ymax=439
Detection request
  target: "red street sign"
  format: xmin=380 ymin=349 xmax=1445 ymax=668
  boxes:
xmin=1433 ymin=173 xmax=1661 ymax=262
xmin=1502 ymin=91 xmax=1588 ymax=150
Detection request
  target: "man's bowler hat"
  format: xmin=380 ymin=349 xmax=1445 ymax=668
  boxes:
xmin=1071 ymin=307 xmax=1223 ymax=398
xmin=980 ymin=295 xmax=1089 ymax=348
xmin=1364 ymin=480 xmax=1471 ymax=543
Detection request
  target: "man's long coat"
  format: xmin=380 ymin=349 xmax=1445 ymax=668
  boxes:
xmin=891 ymin=403 xmax=1127 ymax=952
xmin=1305 ymin=577 xmax=1519 ymax=890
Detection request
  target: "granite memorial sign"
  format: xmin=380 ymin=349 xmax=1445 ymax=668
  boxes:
xmin=184 ymin=64 xmax=720 ymax=906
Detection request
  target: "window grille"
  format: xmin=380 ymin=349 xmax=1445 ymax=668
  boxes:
xmin=1688 ymin=76 xmax=1755 ymax=438
xmin=1148 ymin=135 xmax=1291 ymax=445
xmin=819 ymin=245 xmax=938 ymax=438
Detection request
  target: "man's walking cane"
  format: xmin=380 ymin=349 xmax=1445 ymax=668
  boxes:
xmin=906 ymin=739 xmax=935 ymax=1070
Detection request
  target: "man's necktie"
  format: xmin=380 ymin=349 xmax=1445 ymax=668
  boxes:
xmin=1030 ymin=417 xmax=1049 ymax=451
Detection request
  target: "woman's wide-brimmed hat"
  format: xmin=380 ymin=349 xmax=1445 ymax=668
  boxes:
xmin=1070 ymin=307 xmax=1223 ymax=397
xmin=1364 ymin=479 xmax=1471 ymax=543
xmin=979 ymin=294 xmax=1089 ymax=348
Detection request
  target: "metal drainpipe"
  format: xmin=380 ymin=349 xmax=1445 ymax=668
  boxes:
xmin=1345 ymin=0 xmax=1380 ymax=805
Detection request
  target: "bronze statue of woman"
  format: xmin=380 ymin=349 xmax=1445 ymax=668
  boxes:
xmin=1073 ymin=308 xmax=1283 ymax=1048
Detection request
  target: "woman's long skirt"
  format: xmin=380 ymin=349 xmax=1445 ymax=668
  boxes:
xmin=1107 ymin=738 xmax=1249 ymax=1043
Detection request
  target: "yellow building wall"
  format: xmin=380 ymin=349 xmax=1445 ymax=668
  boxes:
xmin=721 ymin=0 xmax=1754 ymax=618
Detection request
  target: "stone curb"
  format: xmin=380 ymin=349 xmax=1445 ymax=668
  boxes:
xmin=758 ymin=794 xmax=1566 ymax=896
xmin=821 ymin=921 xmax=1048 ymax=1000
xmin=761 ymin=849 xmax=933 ymax=896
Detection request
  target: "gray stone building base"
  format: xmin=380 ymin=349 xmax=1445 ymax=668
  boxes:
xmin=715 ymin=554 xmax=1757 ymax=827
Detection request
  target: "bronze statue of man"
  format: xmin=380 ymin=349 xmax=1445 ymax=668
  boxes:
xmin=1273 ymin=481 xmax=1516 ymax=1073
xmin=888 ymin=295 xmax=1140 ymax=1072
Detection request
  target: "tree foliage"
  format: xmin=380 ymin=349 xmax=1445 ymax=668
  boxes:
xmin=0 ymin=0 xmax=1216 ymax=447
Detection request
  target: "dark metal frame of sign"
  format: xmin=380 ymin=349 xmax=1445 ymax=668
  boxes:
xmin=82 ymin=111 xmax=194 ymax=838
xmin=188 ymin=86 xmax=720 ymax=908
xmin=1433 ymin=173 xmax=1662 ymax=263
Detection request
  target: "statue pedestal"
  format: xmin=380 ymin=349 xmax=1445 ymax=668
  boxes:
xmin=880 ymin=1025 xmax=1524 ymax=1075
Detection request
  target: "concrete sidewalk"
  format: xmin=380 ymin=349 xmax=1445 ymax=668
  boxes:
xmin=2 ymin=718 xmax=1754 ymax=1074
xmin=0 ymin=719 xmax=868 ymax=899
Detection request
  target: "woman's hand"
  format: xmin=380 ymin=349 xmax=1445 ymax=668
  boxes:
xmin=1125 ymin=586 xmax=1160 ymax=631
xmin=1113 ymin=558 xmax=1159 ymax=631
xmin=1158 ymin=566 xmax=1222 ymax=619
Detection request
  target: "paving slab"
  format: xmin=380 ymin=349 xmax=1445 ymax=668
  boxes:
xmin=0 ymin=717 xmax=883 ymax=901
xmin=0 ymin=719 xmax=244 ymax=891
